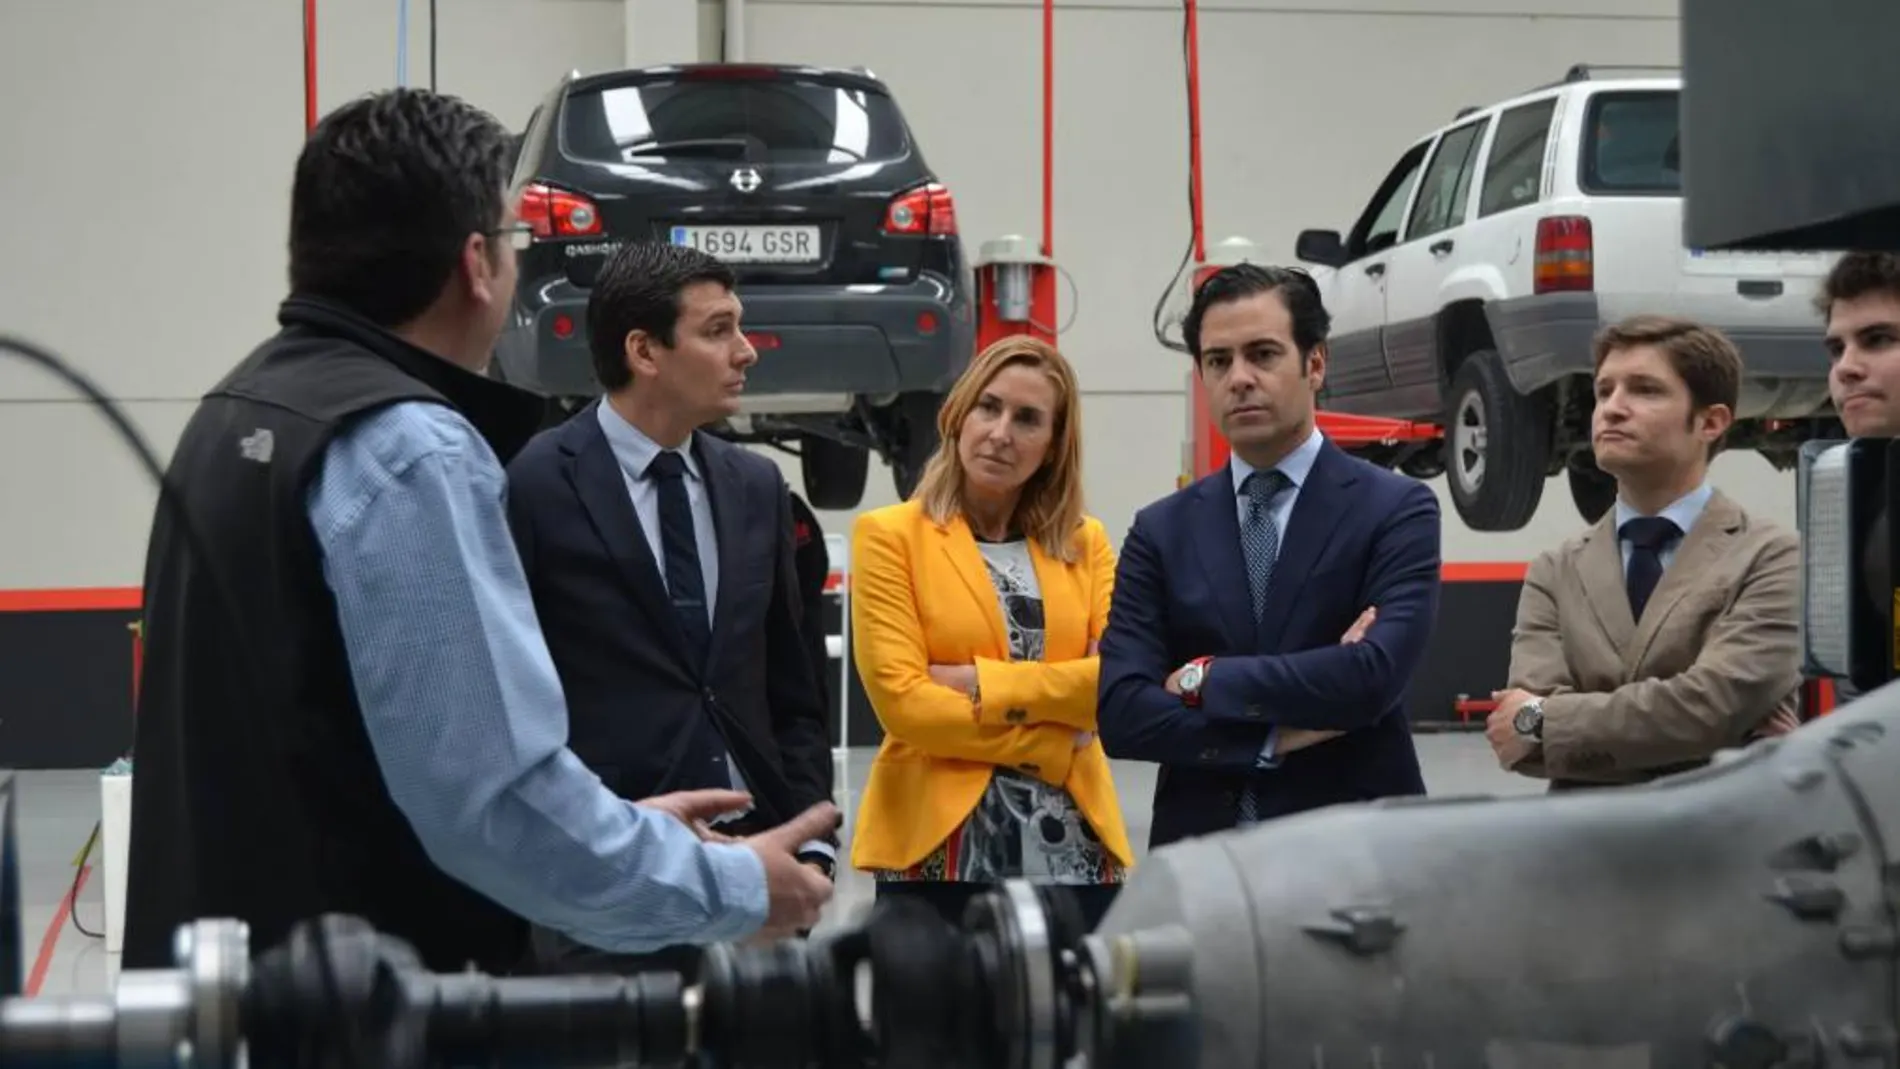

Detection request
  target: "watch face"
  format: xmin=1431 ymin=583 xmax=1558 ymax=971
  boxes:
xmin=1181 ymin=665 xmax=1204 ymax=692
xmin=1513 ymin=703 xmax=1541 ymax=737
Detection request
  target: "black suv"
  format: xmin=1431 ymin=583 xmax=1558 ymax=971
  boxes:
xmin=496 ymin=63 xmax=975 ymax=509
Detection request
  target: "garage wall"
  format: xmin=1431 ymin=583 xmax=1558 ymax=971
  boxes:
xmin=0 ymin=0 xmax=625 ymax=592
xmin=0 ymin=0 xmax=1794 ymax=600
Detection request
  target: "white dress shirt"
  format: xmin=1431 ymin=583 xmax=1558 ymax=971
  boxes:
xmin=1612 ymin=482 xmax=1712 ymax=576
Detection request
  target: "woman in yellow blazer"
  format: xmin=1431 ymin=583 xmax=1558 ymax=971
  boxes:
xmin=849 ymin=334 xmax=1132 ymax=931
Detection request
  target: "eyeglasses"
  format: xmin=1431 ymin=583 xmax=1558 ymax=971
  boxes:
xmin=498 ymin=222 xmax=534 ymax=251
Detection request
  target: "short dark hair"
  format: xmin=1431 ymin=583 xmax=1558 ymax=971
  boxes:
xmin=1592 ymin=314 xmax=1741 ymax=414
xmin=1816 ymin=251 xmax=1900 ymax=318
xmin=586 ymin=242 xmax=738 ymax=391
xmin=288 ymin=89 xmax=515 ymax=327
xmin=1182 ymin=264 xmax=1332 ymax=360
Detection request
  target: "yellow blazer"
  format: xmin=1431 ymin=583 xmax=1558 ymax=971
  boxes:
xmin=848 ymin=499 xmax=1134 ymax=872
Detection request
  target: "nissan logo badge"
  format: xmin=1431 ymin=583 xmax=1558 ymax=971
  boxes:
xmin=731 ymin=168 xmax=762 ymax=193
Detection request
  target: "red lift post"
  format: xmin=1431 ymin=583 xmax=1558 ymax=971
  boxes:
xmin=1175 ymin=0 xmax=1440 ymax=481
xmin=304 ymin=0 xmax=319 ymax=134
xmin=973 ymin=0 xmax=1062 ymax=348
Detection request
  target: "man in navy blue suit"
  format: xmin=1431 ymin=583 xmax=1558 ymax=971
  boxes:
xmin=1098 ymin=264 xmax=1441 ymax=849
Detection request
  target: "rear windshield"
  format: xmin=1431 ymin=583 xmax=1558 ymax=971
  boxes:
xmin=562 ymin=76 xmax=911 ymax=166
xmin=1581 ymin=89 xmax=1679 ymax=195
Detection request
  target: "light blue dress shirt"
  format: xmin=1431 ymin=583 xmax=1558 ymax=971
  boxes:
xmin=1612 ymin=482 xmax=1712 ymax=575
xmin=305 ymin=400 xmax=769 ymax=953
xmin=1227 ymin=426 xmax=1326 ymax=770
xmin=593 ymin=403 xmax=834 ymax=862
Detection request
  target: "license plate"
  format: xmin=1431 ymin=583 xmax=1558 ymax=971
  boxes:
xmin=1684 ymin=247 xmax=1835 ymax=277
xmin=669 ymin=225 xmax=821 ymax=264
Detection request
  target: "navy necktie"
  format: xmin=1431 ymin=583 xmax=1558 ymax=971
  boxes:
xmin=1621 ymin=515 xmax=1681 ymax=621
xmin=647 ymin=450 xmax=711 ymax=667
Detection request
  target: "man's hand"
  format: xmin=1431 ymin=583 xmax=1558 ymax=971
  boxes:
xmin=1486 ymin=688 xmax=1539 ymax=770
xmin=1750 ymin=707 xmax=1803 ymax=739
xmin=636 ymin=789 xmax=754 ymax=838
xmin=1164 ymin=663 xmax=1192 ymax=695
xmin=1341 ymin=606 xmax=1376 ymax=644
xmin=928 ymin=664 xmax=978 ymax=697
xmin=743 ymin=802 xmax=843 ymax=941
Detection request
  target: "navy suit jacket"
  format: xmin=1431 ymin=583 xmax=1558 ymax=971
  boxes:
xmin=504 ymin=404 xmax=835 ymax=839
xmin=1097 ymin=437 xmax=1439 ymax=848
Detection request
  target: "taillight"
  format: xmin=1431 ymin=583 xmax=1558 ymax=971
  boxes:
xmin=883 ymin=182 xmax=958 ymax=237
xmin=1533 ymin=215 xmax=1593 ymax=293
xmin=517 ymin=182 xmax=603 ymax=240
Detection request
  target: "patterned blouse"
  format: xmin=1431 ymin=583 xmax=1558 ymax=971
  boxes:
xmin=873 ymin=536 xmax=1126 ymax=886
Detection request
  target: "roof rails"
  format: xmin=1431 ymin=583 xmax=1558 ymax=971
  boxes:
xmin=1563 ymin=62 xmax=1679 ymax=83
xmin=1454 ymin=105 xmax=1482 ymax=119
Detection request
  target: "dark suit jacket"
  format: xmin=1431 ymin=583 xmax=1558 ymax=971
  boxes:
xmin=1097 ymin=438 xmax=1439 ymax=848
xmin=505 ymin=403 xmax=835 ymax=840
xmin=788 ymin=492 xmax=832 ymax=711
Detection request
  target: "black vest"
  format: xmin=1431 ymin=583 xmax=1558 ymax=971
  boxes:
xmin=122 ymin=296 xmax=545 ymax=973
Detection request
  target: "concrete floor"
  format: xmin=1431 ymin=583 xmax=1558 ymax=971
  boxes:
xmin=10 ymin=734 xmax=1541 ymax=996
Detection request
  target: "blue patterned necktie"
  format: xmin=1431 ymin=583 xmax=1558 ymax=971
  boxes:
xmin=1236 ymin=468 xmax=1292 ymax=826
xmin=1240 ymin=469 xmax=1293 ymax=622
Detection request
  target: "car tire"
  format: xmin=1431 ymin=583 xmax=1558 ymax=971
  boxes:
xmin=1567 ymin=457 xmax=1617 ymax=524
xmin=888 ymin=391 xmax=946 ymax=502
xmin=801 ymin=434 xmax=870 ymax=511
xmin=1442 ymin=349 xmax=1551 ymax=532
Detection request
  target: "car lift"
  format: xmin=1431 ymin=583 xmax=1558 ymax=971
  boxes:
xmin=1164 ymin=0 xmax=1441 ymax=484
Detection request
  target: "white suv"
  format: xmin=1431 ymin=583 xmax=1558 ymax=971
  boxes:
xmin=1292 ymin=64 xmax=1839 ymax=532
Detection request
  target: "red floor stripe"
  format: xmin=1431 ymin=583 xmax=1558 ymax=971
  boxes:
xmin=24 ymin=864 xmax=90 ymax=997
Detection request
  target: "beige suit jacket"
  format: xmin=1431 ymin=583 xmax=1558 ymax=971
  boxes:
xmin=1506 ymin=489 xmax=1801 ymax=786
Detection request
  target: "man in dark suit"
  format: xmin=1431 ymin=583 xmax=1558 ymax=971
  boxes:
xmin=506 ymin=241 xmax=837 ymax=973
xmin=1097 ymin=264 xmax=1441 ymax=849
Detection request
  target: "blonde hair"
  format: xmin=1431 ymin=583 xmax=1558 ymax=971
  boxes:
xmin=913 ymin=335 xmax=1087 ymax=563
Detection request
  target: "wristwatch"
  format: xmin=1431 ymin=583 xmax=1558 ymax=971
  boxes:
xmin=1513 ymin=697 xmax=1545 ymax=741
xmin=797 ymin=851 xmax=837 ymax=880
xmin=1178 ymin=657 xmax=1214 ymax=707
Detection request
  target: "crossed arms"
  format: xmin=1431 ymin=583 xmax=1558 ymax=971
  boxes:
xmin=849 ymin=514 xmax=1118 ymax=785
xmin=1096 ymin=482 xmax=1442 ymax=768
xmin=1498 ymin=532 xmax=1803 ymax=780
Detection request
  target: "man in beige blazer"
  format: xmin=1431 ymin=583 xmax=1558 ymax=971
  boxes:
xmin=1486 ymin=315 xmax=1802 ymax=789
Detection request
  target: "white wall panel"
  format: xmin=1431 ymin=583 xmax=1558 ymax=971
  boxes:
xmin=0 ymin=0 xmax=620 ymax=588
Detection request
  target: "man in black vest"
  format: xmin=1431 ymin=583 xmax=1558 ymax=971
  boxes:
xmin=123 ymin=88 xmax=838 ymax=974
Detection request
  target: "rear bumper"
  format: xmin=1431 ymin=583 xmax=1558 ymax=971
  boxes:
xmin=1487 ymin=291 xmax=1830 ymax=392
xmin=498 ymin=271 xmax=974 ymax=404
